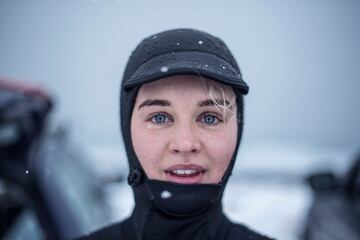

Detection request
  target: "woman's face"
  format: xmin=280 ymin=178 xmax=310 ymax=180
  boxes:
xmin=131 ymin=75 xmax=237 ymax=184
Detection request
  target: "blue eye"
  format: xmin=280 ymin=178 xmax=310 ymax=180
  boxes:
xmin=150 ymin=113 xmax=170 ymax=124
xmin=201 ymin=114 xmax=220 ymax=125
xmin=204 ymin=115 xmax=216 ymax=124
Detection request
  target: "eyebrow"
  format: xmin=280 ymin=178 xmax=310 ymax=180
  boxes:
xmin=198 ymin=99 xmax=231 ymax=108
xmin=138 ymin=99 xmax=171 ymax=109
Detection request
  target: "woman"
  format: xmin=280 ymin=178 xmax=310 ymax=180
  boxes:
xmin=77 ymin=28 xmax=274 ymax=240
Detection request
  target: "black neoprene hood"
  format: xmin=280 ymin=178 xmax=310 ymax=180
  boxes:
xmin=120 ymin=28 xmax=249 ymax=218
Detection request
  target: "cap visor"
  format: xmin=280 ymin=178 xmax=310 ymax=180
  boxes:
xmin=123 ymin=51 xmax=249 ymax=94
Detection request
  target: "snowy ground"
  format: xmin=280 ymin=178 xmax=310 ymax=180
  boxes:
xmin=223 ymin=179 xmax=311 ymax=240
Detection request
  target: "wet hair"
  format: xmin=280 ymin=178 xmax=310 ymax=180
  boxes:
xmin=200 ymin=77 xmax=243 ymax=124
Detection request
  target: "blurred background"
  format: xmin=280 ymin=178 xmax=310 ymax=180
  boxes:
xmin=0 ymin=0 xmax=359 ymax=239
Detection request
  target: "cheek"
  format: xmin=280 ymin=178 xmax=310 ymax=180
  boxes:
xmin=205 ymin=121 xmax=238 ymax=179
xmin=131 ymin=119 xmax=165 ymax=178
xmin=208 ymin=134 xmax=236 ymax=166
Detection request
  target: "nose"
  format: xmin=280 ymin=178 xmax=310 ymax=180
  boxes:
xmin=169 ymin=123 xmax=201 ymax=154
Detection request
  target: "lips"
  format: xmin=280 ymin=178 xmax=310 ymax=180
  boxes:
xmin=165 ymin=164 xmax=206 ymax=184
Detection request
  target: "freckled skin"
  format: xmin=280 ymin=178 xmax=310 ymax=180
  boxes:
xmin=131 ymin=75 xmax=238 ymax=184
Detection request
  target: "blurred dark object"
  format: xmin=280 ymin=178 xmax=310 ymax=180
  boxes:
xmin=302 ymin=152 xmax=360 ymax=240
xmin=305 ymin=172 xmax=338 ymax=191
xmin=0 ymin=78 xmax=58 ymax=239
xmin=0 ymin=78 xmax=52 ymax=159
xmin=0 ymin=78 xmax=109 ymax=240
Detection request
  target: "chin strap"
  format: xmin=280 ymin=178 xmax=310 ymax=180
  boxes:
xmin=147 ymin=179 xmax=222 ymax=217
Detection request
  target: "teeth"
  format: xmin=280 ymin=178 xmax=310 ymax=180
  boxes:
xmin=171 ymin=169 xmax=197 ymax=175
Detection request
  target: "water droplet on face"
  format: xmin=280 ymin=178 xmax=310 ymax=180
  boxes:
xmin=198 ymin=40 xmax=203 ymax=45
xmin=160 ymin=66 xmax=169 ymax=72
xmin=222 ymin=66 xmax=226 ymax=69
xmin=161 ymin=190 xmax=172 ymax=199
